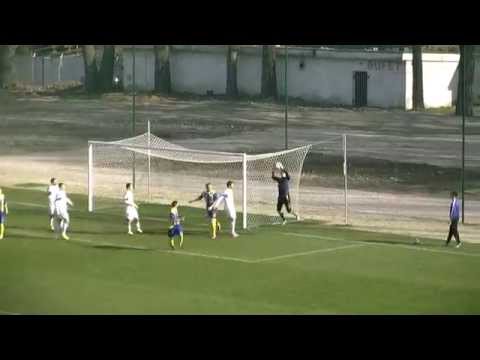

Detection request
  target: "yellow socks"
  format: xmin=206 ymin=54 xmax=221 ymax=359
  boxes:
xmin=0 ymin=224 xmax=4 ymax=239
xmin=211 ymin=219 xmax=217 ymax=238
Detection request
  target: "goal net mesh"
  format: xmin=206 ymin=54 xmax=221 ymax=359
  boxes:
xmin=89 ymin=133 xmax=311 ymax=228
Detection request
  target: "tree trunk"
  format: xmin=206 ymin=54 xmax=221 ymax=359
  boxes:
xmin=412 ymin=45 xmax=425 ymax=111
xmin=456 ymin=45 xmax=475 ymax=116
xmin=0 ymin=45 xmax=16 ymax=88
xmin=261 ymin=45 xmax=277 ymax=99
xmin=226 ymin=45 xmax=238 ymax=97
xmin=98 ymin=45 xmax=115 ymax=92
xmin=82 ymin=45 xmax=98 ymax=93
xmin=154 ymin=45 xmax=171 ymax=93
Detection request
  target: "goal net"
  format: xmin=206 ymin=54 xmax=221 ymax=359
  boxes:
xmin=88 ymin=132 xmax=311 ymax=229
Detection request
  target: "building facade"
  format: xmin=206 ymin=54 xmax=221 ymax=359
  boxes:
xmin=10 ymin=45 xmax=475 ymax=110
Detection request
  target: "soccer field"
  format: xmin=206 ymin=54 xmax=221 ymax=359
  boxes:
xmin=1 ymin=187 xmax=480 ymax=315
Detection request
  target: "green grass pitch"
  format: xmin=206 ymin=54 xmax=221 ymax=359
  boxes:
xmin=1 ymin=187 xmax=480 ymax=314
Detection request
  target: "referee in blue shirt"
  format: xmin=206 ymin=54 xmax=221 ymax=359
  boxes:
xmin=446 ymin=191 xmax=462 ymax=248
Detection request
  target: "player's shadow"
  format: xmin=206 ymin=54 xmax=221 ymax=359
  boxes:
xmin=90 ymin=244 xmax=153 ymax=251
xmin=359 ymin=238 xmax=438 ymax=247
xmin=15 ymin=182 xmax=46 ymax=188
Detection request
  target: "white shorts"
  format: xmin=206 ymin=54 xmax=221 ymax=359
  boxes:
xmin=55 ymin=207 xmax=70 ymax=223
xmin=48 ymin=201 xmax=56 ymax=216
xmin=225 ymin=206 xmax=236 ymax=220
xmin=126 ymin=206 xmax=139 ymax=221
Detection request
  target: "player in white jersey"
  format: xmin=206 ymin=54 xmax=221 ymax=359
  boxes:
xmin=124 ymin=183 xmax=143 ymax=235
xmin=209 ymin=180 xmax=239 ymax=238
xmin=47 ymin=177 xmax=59 ymax=231
xmin=54 ymin=183 xmax=74 ymax=240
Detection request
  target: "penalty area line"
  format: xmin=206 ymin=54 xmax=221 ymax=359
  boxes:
xmin=285 ymin=232 xmax=480 ymax=258
xmin=155 ymin=249 xmax=254 ymax=264
xmin=253 ymin=244 xmax=367 ymax=263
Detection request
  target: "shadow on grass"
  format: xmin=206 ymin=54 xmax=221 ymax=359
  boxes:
xmin=15 ymin=183 xmax=46 ymax=188
xmin=90 ymin=244 xmax=152 ymax=251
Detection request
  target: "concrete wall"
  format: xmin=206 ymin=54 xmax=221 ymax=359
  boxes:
xmin=404 ymin=53 xmax=459 ymax=109
xmin=474 ymin=55 xmax=480 ymax=104
xmin=123 ymin=49 xmax=155 ymax=91
xmin=170 ymin=48 xmax=227 ymax=95
xmin=12 ymin=54 xmax=84 ymax=86
xmin=276 ymin=50 xmax=405 ymax=107
xmin=118 ymin=46 xmax=470 ymax=110
xmin=237 ymin=52 xmax=262 ymax=95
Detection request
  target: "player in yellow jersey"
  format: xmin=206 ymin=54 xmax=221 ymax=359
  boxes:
xmin=0 ymin=188 xmax=9 ymax=240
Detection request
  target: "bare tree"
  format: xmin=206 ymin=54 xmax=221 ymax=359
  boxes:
xmin=154 ymin=45 xmax=171 ymax=93
xmin=226 ymin=45 xmax=238 ymax=97
xmin=82 ymin=45 xmax=98 ymax=93
xmin=261 ymin=45 xmax=277 ymax=99
xmin=456 ymin=45 xmax=475 ymax=116
xmin=412 ymin=45 xmax=425 ymax=111
xmin=82 ymin=45 xmax=117 ymax=93
xmin=98 ymin=45 xmax=115 ymax=92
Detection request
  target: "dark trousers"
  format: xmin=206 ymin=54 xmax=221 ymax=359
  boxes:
xmin=446 ymin=219 xmax=460 ymax=244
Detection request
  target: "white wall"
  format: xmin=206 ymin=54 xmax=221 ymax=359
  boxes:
xmin=12 ymin=54 xmax=84 ymax=86
xmin=237 ymin=53 xmax=262 ymax=95
xmin=474 ymin=56 xmax=480 ymax=104
xmin=276 ymin=52 xmax=405 ymax=107
xmin=123 ymin=49 xmax=155 ymax=91
xmin=404 ymin=53 xmax=459 ymax=109
xmin=12 ymin=55 xmax=33 ymax=83
xmin=170 ymin=49 xmax=227 ymax=95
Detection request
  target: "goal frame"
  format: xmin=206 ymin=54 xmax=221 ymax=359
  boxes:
xmin=88 ymin=140 xmax=250 ymax=229
xmin=86 ymin=129 xmax=344 ymax=229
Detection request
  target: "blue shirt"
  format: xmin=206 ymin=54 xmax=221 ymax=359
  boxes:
xmin=450 ymin=198 xmax=460 ymax=221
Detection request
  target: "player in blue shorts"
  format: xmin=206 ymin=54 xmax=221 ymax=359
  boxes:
xmin=0 ymin=188 xmax=9 ymax=240
xmin=168 ymin=200 xmax=184 ymax=250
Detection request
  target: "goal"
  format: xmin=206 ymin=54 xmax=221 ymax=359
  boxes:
xmin=87 ymin=130 xmax=312 ymax=229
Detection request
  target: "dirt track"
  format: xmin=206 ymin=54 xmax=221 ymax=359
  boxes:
xmin=1 ymin=93 xmax=480 ymax=242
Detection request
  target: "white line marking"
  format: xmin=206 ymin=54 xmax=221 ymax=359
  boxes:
xmin=285 ymin=232 xmax=480 ymax=258
xmin=69 ymin=238 xmax=252 ymax=263
xmin=157 ymin=249 xmax=253 ymax=263
xmin=0 ymin=309 xmax=21 ymax=315
xmin=12 ymin=201 xmax=44 ymax=208
xmin=254 ymin=244 xmax=366 ymax=263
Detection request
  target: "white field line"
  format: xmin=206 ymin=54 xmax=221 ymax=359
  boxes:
xmin=159 ymin=249 xmax=253 ymax=263
xmin=0 ymin=309 xmax=21 ymax=315
xmin=253 ymin=244 xmax=366 ymax=263
xmin=285 ymin=232 xmax=480 ymax=258
xmin=20 ymin=201 xmax=471 ymax=261
xmin=71 ymin=239 xmax=253 ymax=262
xmin=70 ymin=237 xmax=361 ymax=264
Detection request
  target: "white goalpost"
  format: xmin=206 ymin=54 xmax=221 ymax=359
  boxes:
xmin=87 ymin=125 xmax=313 ymax=229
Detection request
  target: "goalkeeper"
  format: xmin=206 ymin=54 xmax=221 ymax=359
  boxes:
xmin=189 ymin=183 xmax=221 ymax=240
xmin=272 ymin=163 xmax=299 ymax=225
